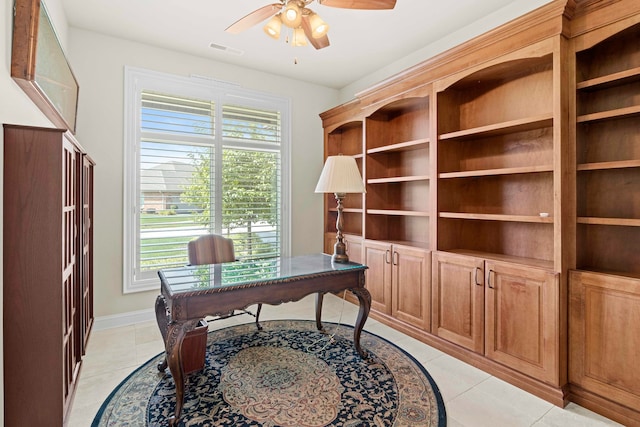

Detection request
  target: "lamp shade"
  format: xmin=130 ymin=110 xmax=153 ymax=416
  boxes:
xmin=315 ymin=155 xmax=366 ymax=194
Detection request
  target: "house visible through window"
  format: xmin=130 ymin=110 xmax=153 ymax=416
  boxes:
xmin=124 ymin=68 xmax=290 ymax=293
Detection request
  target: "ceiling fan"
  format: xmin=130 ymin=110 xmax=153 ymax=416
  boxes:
xmin=225 ymin=0 xmax=397 ymax=50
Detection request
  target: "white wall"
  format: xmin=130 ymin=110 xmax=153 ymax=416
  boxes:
xmin=68 ymin=28 xmax=339 ymax=317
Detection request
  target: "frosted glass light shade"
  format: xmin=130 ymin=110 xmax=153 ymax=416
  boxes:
xmin=263 ymin=14 xmax=282 ymax=39
xmin=282 ymin=1 xmax=302 ymax=28
xmin=291 ymin=27 xmax=308 ymax=46
xmin=308 ymin=12 xmax=329 ymax=38
xmin=315 ymin=155 xmax=366 ymax=194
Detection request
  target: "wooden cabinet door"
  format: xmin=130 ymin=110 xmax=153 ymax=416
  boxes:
xmin=81 ymin=156 xmax=95 ymax=353
xmin=363 ymin=240 xmax=393 ymax=314
xmin=392 ymin=245 xmax=431 ymax=330
xmin=62 ymin=137 xmax=82 ymax=408
xmin=570 ymin=271 xmax=640 ymax=410
xmin=344 ymin=234 xmax=363 ymax=264
xmin=485 ymin=260 xmax=559 ymax=384
xmin=431 ymin=251 xmax=484 ymax=352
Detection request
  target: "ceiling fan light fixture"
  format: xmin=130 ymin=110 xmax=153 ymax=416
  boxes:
xmin=291 ymin=27 xmax=308 ymax=46
xmin=263 ymin=14 xmax=282 ymax=39
xmin=282 ymin=1 xmax=303 ymax=28
xmin=307 ymin=11 xmax=329 ymax=38
xmin=227 ymin=0 xmax=397 ymax=50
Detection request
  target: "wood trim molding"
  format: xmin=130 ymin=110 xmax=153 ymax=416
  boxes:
xmin=571 ymin=0 xmax=640 ymax=43
xmin=318 ymin=98 xmax=363 ymax=130
xmin=570 ymin=385 xmax=640 ymax=426
xmin=573 ymin=0 xmax=621 ymax=16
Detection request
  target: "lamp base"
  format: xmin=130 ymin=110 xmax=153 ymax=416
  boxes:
xmin=331 ymin=241 xmax=349 ymax=263
xmin=332 ymin=253 xmax=350 ymax=263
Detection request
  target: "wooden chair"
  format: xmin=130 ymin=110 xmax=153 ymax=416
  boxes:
xmin=187 ymin=234 xmax=236 ymax=265
xmin=187 ymin=234 xmax=262 ymax=330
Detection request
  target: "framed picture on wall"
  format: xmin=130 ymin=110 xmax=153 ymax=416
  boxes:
xmin=11 ymin=0 xmax=79 ymax=133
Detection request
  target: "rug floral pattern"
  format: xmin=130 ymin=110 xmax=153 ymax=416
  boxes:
xmin=220 ymin=346 xmax=343 ymax=426
xmin=93 ymin=320 xmax=446 ymax=427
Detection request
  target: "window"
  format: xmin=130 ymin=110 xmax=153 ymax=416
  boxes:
xmin=124 ymin=67 xmax=290 ymax=293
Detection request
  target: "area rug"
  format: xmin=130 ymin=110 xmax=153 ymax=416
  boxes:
xmin=92 ymin=320 xmax=446 ymax=426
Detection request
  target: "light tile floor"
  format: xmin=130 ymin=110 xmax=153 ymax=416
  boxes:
xmin=68 ymin=294 xmax=623 ymax=427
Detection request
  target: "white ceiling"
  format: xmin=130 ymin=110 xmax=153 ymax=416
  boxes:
xmin=62 ymin=0 xmax=549 ymax=89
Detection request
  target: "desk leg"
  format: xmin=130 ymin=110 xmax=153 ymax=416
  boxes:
xmin=165 ymin=318 xmax=200 ymax=426
xmin=350 ymin=287 xmax=371 ymax=358
xmin=155 ymin=296 xmax=169 ymax=371
xmin=315 ymin=292 xmax=325 ymax=331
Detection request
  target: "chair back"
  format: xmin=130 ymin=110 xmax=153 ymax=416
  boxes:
xmin=187 ymin=234 xmax=236 ymax=265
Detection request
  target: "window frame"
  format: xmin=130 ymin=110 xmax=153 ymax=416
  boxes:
xmin=123 ymin=66 xmax=291 ymax=293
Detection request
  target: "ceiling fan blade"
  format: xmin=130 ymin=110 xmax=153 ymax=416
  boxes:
xmin=301 ymin=15 xmax=330 ymax=50
xmin=317 ymin=0 xmax=396 ymax=10
xmin=225 ymin=3 xmax=282 ymax=34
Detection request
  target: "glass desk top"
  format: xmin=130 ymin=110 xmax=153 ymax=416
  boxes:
xmin=158 ymin=253 xmax=367 ymax=296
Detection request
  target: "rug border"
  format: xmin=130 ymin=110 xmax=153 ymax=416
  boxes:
xmin=90 ymin=320 xmax=447 ymax=427
xmin=364 ymin=324 xmax=448 ymax=427
xmin=90 ymin=351 xmax=162 ymax=427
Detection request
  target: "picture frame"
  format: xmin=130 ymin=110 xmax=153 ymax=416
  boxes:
xmin=11 ymin=0 xmax=79 ymax=133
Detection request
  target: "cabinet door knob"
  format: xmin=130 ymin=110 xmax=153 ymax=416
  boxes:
xmin=487 ymin=269 xmax=495 ymax=289
xmin=392 ymin=251 xmax=399 ymax=266
xmin=385 ymin=249 xmax=391 ymax=264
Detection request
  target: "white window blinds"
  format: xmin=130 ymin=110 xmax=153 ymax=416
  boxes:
xmin=124 ymin=69 xmax=289 ymax=293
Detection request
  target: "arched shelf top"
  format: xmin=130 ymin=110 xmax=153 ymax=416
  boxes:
xmin=367 ymin=96 xmax=430 ymax=121
xmin=441 ymin=54 xmax=553 ymax=93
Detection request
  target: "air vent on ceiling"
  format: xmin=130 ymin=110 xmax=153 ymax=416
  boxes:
xmin=210 ymin=43 xmax=244 ymax=56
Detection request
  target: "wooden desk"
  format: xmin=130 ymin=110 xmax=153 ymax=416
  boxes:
xmin=155 ymin=254 xmax=370 ymax=425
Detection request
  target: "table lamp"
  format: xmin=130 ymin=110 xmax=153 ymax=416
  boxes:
xmin=315 ymin=155 xmax=366 ymax=263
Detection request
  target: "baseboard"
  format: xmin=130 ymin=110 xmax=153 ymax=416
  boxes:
xmin=570 ymin=385 xmax=640 ymax=426
xmin=93 ymin=308 xmax=156 ymax=331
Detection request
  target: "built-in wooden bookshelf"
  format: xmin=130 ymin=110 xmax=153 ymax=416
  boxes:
xmin=430 ymin=50 xmax=562 ymax=395
xmin=323 ymin=120 xmax=364 ymax=238
xmin=575 ymin=22 xmax=640 ymax=277
xmin=365 ymin=96 xmax=431 ymax=247
xmin=320 ymin=1 xmax=640 ymax=424
xmin=570 ymin=20 xmax=640 ymax=425
xmin=361 ymin=94 xmax=432 ymax=329
xmin=436 ymin=54 xmax=555 ymax=265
